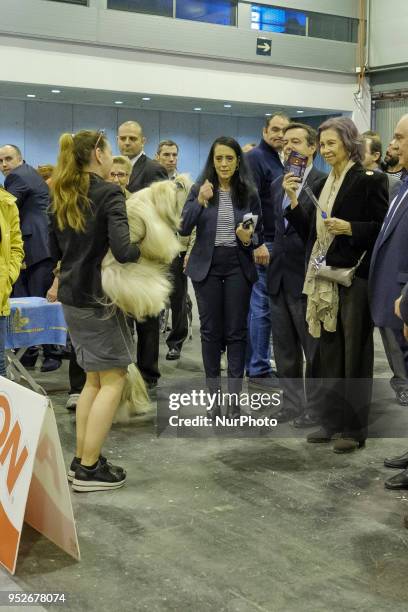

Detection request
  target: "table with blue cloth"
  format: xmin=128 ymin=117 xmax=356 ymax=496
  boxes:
xmin=6 ymin=297 xmax=68 ymax=395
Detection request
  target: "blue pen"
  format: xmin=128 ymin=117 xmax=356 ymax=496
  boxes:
xmin=303 ymin=185 xmax=327 ymax=219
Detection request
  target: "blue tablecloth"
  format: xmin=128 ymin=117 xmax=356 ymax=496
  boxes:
xmin=6 ymin=297 xmax=67 ymax=349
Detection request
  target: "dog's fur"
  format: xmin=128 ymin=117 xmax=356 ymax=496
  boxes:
xmin=102 ymin=175 xmax=192 ymax=320
xmin=101 ymin=174 xmax=193 ymax=423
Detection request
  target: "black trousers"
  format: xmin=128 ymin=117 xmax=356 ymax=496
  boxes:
xmin=193 ymin=247 xmax=252 ymax=394
xmin=379 ymin=327 xmax=408 ymax=393
xmin=167 ymin=252 xmax=188 ymax=351
xmin=13 ymin=258 xmax=54 ymax=298
xmin=128 ymin=316 xmax=160 ymax=385
xmin=319 ymin=277 xmax=373 ymax=441
xmin=69 ymin=346 xmax=86 ymax=395
xmin=13 ymin=259 xmax=60 ymax=362
xmin=270 ymin=282 xmax=320 ymax=415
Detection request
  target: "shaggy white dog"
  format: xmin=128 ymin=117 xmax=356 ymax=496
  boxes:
xmin=101 ymin=175 xmax=193 ymax=423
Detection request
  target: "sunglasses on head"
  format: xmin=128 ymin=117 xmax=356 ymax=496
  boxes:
xmin=94 ymin=128 xmax=106 ymax=150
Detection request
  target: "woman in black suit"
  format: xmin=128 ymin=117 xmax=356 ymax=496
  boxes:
xmin=284 ymin=117 xmax=388 ymax=452
xmin=180 ymin=136 xmax=264 ymax=418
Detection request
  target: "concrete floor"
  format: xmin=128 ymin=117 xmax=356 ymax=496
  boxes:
xmin=2 ymin=325 xmax=408 ymax=612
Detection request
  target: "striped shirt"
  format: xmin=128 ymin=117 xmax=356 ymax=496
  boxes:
xmin=215 ymin=189 xmax=236 ymax=247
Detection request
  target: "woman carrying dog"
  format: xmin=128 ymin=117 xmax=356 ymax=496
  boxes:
xmin=180 ymin=136 xmax=263 ymax=418
xmin=49 ymin=130 xmax=140 ymax=492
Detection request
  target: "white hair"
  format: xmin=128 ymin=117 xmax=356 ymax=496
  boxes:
xmin=102 ymin=174 xmax=193 ymax=423
xmin=102 ymin=174 xmax=192 ymax=320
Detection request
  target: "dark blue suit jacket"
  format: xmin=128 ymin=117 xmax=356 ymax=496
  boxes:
xmin=267 ymin=166 xmax=326 ymax=298
xmin=5 ymin=162 xmax=50 ymax=267
xmin=180 ymin=183 xmax=263 ymax=284
xmin=246 ymin=139 xmax=284 ymax=242
xmin=369 ymin=182 xmax=408 ymax=328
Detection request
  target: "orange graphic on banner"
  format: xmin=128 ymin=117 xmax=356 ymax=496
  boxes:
xmin=0 ymin=394 xmax=29 ymax=493
xmin=0 ymin=501 xmax=20 ymax=573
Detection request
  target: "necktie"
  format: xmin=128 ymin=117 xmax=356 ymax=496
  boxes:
xmin=282 ymin=193 xmax=291 ymax=229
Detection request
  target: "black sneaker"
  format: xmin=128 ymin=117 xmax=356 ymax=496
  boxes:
xmin=68 ymin=456 xmax=124 ymax=484
xmin=68 ymin=457 xmax=126 ymax=491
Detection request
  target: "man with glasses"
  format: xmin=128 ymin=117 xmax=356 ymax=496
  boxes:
xmin=108 ymin=155 xmax=132 ymax=198
xmin=246 ymin=112 xmax=290 ymax=388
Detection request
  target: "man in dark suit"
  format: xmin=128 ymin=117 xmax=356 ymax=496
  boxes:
xmin=117 ymin=121 xmax=167 ymax=389
xmin=155 ymin=140 xmax=193 ymax=361
xmin=267 ymin=123 xmax=326 ymax=424
xmin=383 ymin=286 xmax=408 ymax=490
xmin=245 ymin=112 xmax=290 ymax=387
xmin=368 ymin=115 xmax=408 ymax=410
xmin=0 ymin=143 xmax=60 ymax=371
xmin=118 ymin=121 xmax=167 ymax=193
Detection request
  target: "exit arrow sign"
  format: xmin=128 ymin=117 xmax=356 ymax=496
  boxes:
xmin=256 ymin=38 xmax=272 ymax=56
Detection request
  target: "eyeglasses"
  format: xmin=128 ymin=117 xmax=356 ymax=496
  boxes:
xmin=94 ymin=128 xmax=106 ymax=150
xmin=110 ymin=171 xmax=128 ymax=178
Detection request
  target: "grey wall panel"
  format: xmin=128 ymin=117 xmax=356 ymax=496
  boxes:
xmin=0 ymin=101 xmax=339 ymax=177
xmin=237 ymin=117 xmax=264 ymax=147
xmin=99 ymin=10 xmax=356 ymax=73
xmin=0 ymin=0 xmax=98 ymax=42
xmin=159 ymin=111 xmax=201 ymax=181
xmin=374 ymin=100 xmax=408 ymax=151
xmin=0 ymin=99 xmax=25 ymax=154
xmin=0 ymin=0 xmax=357 ymax=74
xmin=24 ymin=101 xmax=73 ymax=166
xmin=369 ymin=0 xmax=408 ymax=69
xmin=199 ymin=115 xmax=239 ymax=170
xmin=117 ymin=108 xmax=160 ymax=158
xmin=73 ymin=104 xmax=118 ymax=150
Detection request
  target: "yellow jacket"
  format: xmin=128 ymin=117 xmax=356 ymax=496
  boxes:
xmin=0 ymin=188 xmax=24 ymax=316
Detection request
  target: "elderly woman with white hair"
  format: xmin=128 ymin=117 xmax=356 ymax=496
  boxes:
xmin=284 ymin=117 xmax=388 ymax=453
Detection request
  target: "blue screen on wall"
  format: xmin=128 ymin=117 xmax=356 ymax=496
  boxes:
xmin=251 ymin=5 xmax=306 ymax=35
xmin=176 ymin=0 xmax=236 ymax=26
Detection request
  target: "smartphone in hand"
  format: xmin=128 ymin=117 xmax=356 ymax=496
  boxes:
xmin=284 ymin=151 xmax=308 ymax=179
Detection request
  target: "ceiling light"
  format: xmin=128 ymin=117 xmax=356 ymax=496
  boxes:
xmin=51 ymin=89 xmax=61 ymax=94
xmin=297 ymin=110 xmax=304 ymax=114
xmin=26 ymin=94 xmax=36 ymax=98
xmin=194 ymin=107 xmax=202 ymax=111
xmin=114 ymin=100 xmax=123 ymax=105
xmin=224 ymin=104 xmax=232 ymax=108
xmin=142 ymin=97 xmax=151 ymax=101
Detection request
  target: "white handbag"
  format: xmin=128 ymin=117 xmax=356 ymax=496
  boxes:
xmin=313 ymin=251 xmax=366 ymax=287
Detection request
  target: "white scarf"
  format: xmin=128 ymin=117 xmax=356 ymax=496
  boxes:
xmin=303 ymin=160 xmax=355 ymax=338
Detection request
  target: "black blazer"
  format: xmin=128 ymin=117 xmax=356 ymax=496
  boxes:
xmin=49 ymin=174 xmax=140 ymax=308
xmin=267 ymin=166 xmax=326 ymax=298
xmin=285 ymin=162 xmax=389 ymax=280
xmin=127 ymin=154 xmax=167 ymax=193
xmin=179 ymin=183 xmax=263 ymax=284
xmin=5 ymin=162 xmax=50 ymax=267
